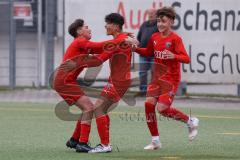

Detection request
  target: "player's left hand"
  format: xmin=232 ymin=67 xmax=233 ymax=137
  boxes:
xmin=162 ymin=49 xmax=175 ymax=59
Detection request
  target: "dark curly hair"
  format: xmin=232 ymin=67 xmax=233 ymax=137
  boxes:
xmin=105 ymin=13 xmax=124 ymax=30
xmin=68 ymin=19 xmax=84 ymax=38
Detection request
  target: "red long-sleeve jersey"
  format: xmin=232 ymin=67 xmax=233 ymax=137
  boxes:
xmin=136 ymin=32 xmax=190 ymax=91
xmin=61 ymin=37 xmax=125 ymax=82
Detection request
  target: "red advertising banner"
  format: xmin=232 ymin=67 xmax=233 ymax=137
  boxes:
xmin=13 ymin=3 xmax=32 ymax=19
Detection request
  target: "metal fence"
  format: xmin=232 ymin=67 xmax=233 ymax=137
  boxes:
xmin=0 ymin=0 xmax=59 ymax=89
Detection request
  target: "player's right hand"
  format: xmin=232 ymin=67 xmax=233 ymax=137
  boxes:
xmin=125 ymin=36 xmax=139 ymax=52
xmin=125 ymin=36 xmax=139 ymax=45
xmin=61 ymin=60 xmax=77 ymax=71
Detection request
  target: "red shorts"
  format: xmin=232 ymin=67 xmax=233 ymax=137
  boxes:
xmin=146 ymin=80 xmax=177 ymax=106
xmin=56 ymin=82 xmax=85 ymax=106
xmin=146 ymin=79 xmax=173 ymax=98
xmin=101 ymin=80 xmax=131 ymax=103
xmin=53 ymin=69 xmax=84 ymax=106
xmin=157 ymin=91 xmax=175 ymax=106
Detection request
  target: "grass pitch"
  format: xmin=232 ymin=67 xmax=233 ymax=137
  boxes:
xmin=0 ymin=102 xmax=240 ymax=160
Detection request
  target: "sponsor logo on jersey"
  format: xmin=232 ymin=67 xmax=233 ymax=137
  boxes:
xmin=154 ymin=50 xmax=166 ymax=59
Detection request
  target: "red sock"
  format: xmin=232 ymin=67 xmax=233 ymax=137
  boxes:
xmin=96 ymin=115 xmax=109 ymax=145
xmin=160 ymin=107 xmax=189 ymax=123
xmin=72 ymin=120 xmax=81 ymax=140
xmin=106 ymin=114 xmax=110 ymax=126
xmin=79 ymin=123 xmax=91 ymax=143
xmin=145 ymin=102 xmax=159 ymax=136
xmin=106 ymin=114 xmax=110 ymax=141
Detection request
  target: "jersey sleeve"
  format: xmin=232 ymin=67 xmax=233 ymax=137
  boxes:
xmin=135 ymin=36 xmax=154 ymax=57
xmin=71 ymin=54 xmax=102 ymax=68
xmin=85 ymin=38 xmax=125 ymax=52
xmin=74 ymin=45 xmax=125 ymax=68
xmin=96 ymin=51 xmax=114 ymax=62
xmin=173 ymin=37 xmax=190 ymax=63
xmin=74 ymin=50 xmax=116 ymax=68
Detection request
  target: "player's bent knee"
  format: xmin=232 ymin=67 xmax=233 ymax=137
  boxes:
xmin=157 ymin=103 xmax=169 ymax=113
xmin=145 ymin=97 xmax=157 ymax=106
xmin=76 ymin=96 xmax=94 ymax=111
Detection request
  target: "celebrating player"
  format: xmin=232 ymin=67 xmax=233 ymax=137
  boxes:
xmin=88 ymin=13 xmax=134 ymax=153
xmin=53 ymin=19 xmax=132 ymax=153
xmin=128 ymin=7 xmax=199 ymax=150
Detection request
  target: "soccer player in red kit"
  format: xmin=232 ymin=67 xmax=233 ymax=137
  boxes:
xmin=53 ymin=19 xmax=129 ymax=152
xmin=130 ymin=7 xmax=199 ymax=150
xmin=88 ymin=13 xmax=133 ymax=153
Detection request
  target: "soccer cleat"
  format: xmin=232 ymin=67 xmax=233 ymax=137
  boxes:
xmin=66 ymin=137 xmax=79 ymax=149
xmin=187 ymin=117 xmax=199 ymax=141
xmin=144 ymin=141 xmax=162 ymax=150
xmin=75 ymin=142 xmax=93 ymax=153
xmin=88 ymin=144 xmax=112 ymax=153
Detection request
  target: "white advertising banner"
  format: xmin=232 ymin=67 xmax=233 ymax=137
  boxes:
xmin=65 ymin=0 xmax=240 ymax=83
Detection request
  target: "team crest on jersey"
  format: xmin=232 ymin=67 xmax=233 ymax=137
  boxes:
xmin=165 ymin=42 xmax=172 ymax=48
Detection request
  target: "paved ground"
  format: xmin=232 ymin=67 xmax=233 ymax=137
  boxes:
xmin=0 ymin=89 xmax=239 ymax=110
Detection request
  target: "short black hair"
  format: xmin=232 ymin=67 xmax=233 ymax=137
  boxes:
xmin=105 ymin=13 xmax=124 ymax=30
xmin=68 ymin=19 xmax=84 ymax=38
xmin=156 ymin=7 xmax=176 ymax=20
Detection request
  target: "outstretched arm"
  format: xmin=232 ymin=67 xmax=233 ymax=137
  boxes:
xmin=61 ymin=48 xmax=125 ymax=71
xmin=77 ymin=50 xmax=116 ymax=68
xmin=60 ymin=54 xmax=103 ymax=71
xmin=84 ymin=37 xmax=125 ymax=52
xmin=135 ymin=37 xmax=154 ymax=57
xmin=125 ymin=36 xmax=154 ymax=57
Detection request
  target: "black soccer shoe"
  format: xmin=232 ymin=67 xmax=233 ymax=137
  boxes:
xmin=66 ymin=137 xmax=79 ymax=149
xmin=75 ymin=142 xmax=93 ymax=153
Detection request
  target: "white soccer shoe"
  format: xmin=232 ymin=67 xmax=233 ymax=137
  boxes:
xmin=144 ymin=140 xmax=162 ymax=150
xmin=187 ymin=117 xmax=199 ymax=141
xmin=88 ymin=144 xmax=112 ymax=153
